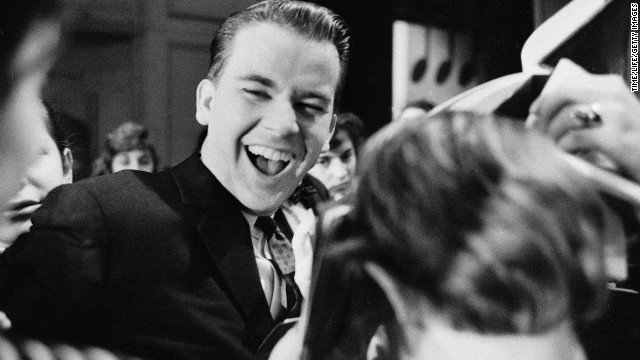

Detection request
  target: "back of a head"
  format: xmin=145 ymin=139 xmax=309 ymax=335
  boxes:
xmin=356 ymin=112 xmax=609 ymax=333
xmin=306 ymin=111 xmax=612 ymax=359
xmin=207 ymin=0 xmax=350 ymax=109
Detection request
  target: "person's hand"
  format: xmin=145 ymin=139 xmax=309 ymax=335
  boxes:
xmin=267 ymin=218 xmax=315 ymax=360
xmin=292 ymin=217 xmax=315 ymax=301
xmin=0 ymin=311 xmax=11 ymax=330
xmin=527 ymin=59 xmax=640 ymax=182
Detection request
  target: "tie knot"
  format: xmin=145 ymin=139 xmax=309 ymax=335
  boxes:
xmin=255 ymin=216 xmax=277 ymax=239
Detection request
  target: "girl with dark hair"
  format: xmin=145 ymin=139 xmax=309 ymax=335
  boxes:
xmin=309 ymin=112 xmax=364 ymax=201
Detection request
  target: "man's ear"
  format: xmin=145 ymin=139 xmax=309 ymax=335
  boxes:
xmin=195 ymin=78 xmax=216 ymax=126
xmin=61 ymin=148 xmax=73 ymax=184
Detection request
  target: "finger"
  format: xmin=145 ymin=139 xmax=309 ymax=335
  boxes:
xmin=292 ymin=219 xmax=314 ymax=257
xmin=525 ymin=102 xmax=540 ymax=130
xmin=0 ymin=312 xmax=11 ymax=330
xmin=528 ymin=59 xmax=590 ymax=131
xmin=546 ymin=104 xmax=596 ymax=141
xmin=20 ymin=339 xmax=56 ymax=360
xmin=84 ymin=347 xmax=118 ymax=360
xmin=0 ymin=336 xmax=20 ymax=360
xmin=556 ymin=128 xmax=602 ymax=155
xmin=52 ymin=344 xmax=87 ymax=360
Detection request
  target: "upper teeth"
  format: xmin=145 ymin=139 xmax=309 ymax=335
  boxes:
xmin=247 ymin=145 xmax=293 ymax=162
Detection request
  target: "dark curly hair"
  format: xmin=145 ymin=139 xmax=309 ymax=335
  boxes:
xmin=329 ymin=112 xmax=364 ymax=153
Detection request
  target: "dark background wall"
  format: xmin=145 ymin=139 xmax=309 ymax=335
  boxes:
xmin=314 ymin=0 xmax=394 ymax=136
xmin=316 ymin=0 xmax=534 ymax=136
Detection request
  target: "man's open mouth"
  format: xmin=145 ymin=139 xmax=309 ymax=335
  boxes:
xmin=246 ymin=145 xmax=293 ymax=176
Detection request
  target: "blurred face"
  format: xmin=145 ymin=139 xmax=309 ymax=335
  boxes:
xmin=0 ymin=20 xmax=60 ymax=210
xmin=0 ymin=126 xmax=72 ymax=249
xmin=111 ymin=149 xmax=155 ymax=173
xmin=0 ymin=22 xmax=60 ymax=206
xmin=309 ymin=130 xmax=356 ymax=200
xmin=196 ymin=23 xmax=340 ymax=215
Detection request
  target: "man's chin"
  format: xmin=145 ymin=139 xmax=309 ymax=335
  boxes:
xmin=239 ymin=196 xmax=288 ymax=217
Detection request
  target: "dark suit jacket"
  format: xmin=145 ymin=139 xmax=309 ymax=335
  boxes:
xmin=0 ymin=154 xmax=275 ymax=360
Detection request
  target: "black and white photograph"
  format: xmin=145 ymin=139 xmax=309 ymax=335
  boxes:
xmin=0 ymin=0 xmax=638 ymax=359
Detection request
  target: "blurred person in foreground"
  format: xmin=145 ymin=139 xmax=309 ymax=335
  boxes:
xmin=308 ymin=112 xmax=363 ymax=201
xmin=0 ymin=0 xmax=63 ymax=341
xmin=0 ymin=1 xmax=349 ymax=359
xmin=0 ymin=102 xmax=73 ymax=253
xmin=0 ymin=0 xmax=62 ymax=210
xmin=91 ymin=122 xmax=158 ymax=176
xmin=299 ymin=111 xmax=620 ymax=360
xmin=0 ymin=1 xmax=127 ymax=359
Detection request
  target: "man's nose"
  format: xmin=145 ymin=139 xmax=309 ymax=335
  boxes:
xmin=262 ymin=101 xmax=299 ymax=136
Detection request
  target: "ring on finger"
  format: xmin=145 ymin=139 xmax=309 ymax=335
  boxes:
xmin=570 ymin=103 xmax=603 ymax=128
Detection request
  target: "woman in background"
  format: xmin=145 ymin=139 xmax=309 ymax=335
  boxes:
xmin=303 ymin=112 xmax=619 ymax=360
xmin=0 ymin=102 xmax=73 ymax=252
xmin=308 ymin=112 xmax=363 ymax=201
xmin=91 ymin=121 xmax=158 ymax=176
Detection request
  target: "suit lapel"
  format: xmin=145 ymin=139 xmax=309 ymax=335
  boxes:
xmin=171 ymin=154 xmax=273 ymax=340
xmin=274 ymin=209 xmax=293 ymax=240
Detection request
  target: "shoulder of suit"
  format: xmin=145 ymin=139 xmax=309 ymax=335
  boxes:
xmin=50 ymin=170 xmax=176 ymax=205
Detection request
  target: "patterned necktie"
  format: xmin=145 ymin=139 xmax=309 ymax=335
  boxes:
xmin=255 ymin=215 xmax=302 ymax=317
xmin=255 ymin=216 xmax=295 ymax=275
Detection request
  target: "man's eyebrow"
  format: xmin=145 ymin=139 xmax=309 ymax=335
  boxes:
xmin=238 ymin=74 xmax=275 ymax=87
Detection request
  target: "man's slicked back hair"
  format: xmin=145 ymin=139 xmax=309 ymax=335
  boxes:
xmin=208 ymin=0 xmax=350 ymax=110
